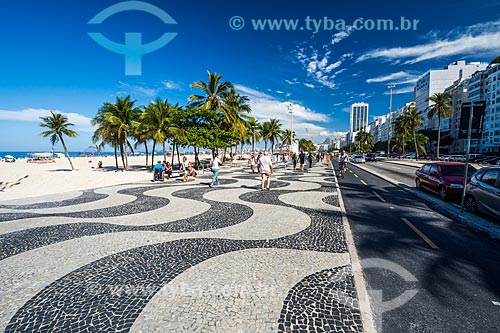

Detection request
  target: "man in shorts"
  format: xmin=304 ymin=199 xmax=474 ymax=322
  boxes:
xmin=258 ymin=151 xmax=274 ymax=191
xmin=338 ymin=149 xmax=349 ymax=178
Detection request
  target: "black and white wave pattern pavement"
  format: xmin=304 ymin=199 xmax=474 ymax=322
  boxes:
xmin=0 ymin=165 xmax=364 ymax=332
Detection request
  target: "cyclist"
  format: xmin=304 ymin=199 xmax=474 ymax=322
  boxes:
xmin=338 ymin=149 xmax=349 ymax=178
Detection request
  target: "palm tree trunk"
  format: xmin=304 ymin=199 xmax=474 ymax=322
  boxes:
xmin=123 ymin=133 xmax=129 ymax=170
xmin=413 ymin=129 xmax=419 ymax=160
xmin=176 ymin=144 xmax=181 ymax=167
xmin=59 ymin=135 xmax=75 ymax=171
xmin=114 ymin=144 xmax=119 ymax=169
xmin=120 ymin=143 xmax=127 ymax=170
xmin=437 ymin=116 xmax=441 ymax=159
xmin=194 ymin=146 xmax=200 ymax=168
xmin=144 ymin=142 xmax=149 ymax=167
xmin=171 ymin=141 xmax=175 ymax=165
xmin=151 ymin=140 xmax=156 ymax=170
xmin=402 ymin=133 xmax=406 ymax=155
xmin=127 ymin=140 xmax=135 ymax=156
xmin=163 ymin=141 xmax=167 ymax=162
xmin=271 ymin=139 xmax=274 ymax=157
xmin=240 ymin=142 xmax=243 ymax=157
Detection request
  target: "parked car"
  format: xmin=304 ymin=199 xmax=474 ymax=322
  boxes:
xmin=480 ymin=156 xmax=500 ymax=165
xmin=351 ymin=155 xmax=366 ymax=163
xmin=469 ymin=155 xmax=487 ymax=163
xmin=415 ymin=162 xmax=477 ymax=200
xmin=365 ymin=153 xmax=377 ymax=162
xmin=465 ymin=166 xmax=500 ymax=220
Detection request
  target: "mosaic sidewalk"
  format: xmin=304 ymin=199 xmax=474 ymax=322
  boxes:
xmin=0 ymin=164 xmax=365 ymax=333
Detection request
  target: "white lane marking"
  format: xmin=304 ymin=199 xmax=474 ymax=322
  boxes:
xmin=360 ymin=180 xmax=367 ymax=186
xmin=353 ymin=174 xmax=359 ymax=178
xmin=401 ymin=217 xmax=439 ymax=250
xmin=493 ymin=301 xmax=500 ymax=306
xmin=391 ymin=167 xmax=402 ymax=170
xmin=372 ymin=191 xmax=386 ymax=202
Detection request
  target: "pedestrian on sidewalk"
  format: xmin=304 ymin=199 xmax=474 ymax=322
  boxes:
xmin=209 ymin=152 xmax=222 ymax=188
xmin=299 ymin=151 xmax=305 ymax=171
xmin=292 ymin=153 xmax=297 ymax=170
xmin=258 ymin=151 xmax=273 ymax=191
xmin=307 ymin=152 xmax=313 ymax=169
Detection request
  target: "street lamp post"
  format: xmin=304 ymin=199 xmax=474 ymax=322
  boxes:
xmin=387 ymin=84 xmax=395 ymax=157
xmin=288 ymin=103 xmax=294 ymax=152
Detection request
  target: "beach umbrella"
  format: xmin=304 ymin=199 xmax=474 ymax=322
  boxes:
xmin=5 ymin=155 xmax=14 ymax=159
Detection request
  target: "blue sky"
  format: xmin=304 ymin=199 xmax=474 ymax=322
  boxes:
xmin=1 ymin=0 xmax=499 ymax=151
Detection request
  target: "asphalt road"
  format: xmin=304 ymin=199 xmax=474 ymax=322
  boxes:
xmin=334 ymin=161 xmax=500 ymax=333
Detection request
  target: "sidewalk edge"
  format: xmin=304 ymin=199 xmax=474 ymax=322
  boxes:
xmin=330 ymin=162 xmax=377 ymax=333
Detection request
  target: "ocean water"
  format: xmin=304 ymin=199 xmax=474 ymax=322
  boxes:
xmin=0 ymin=152 xmax=114 ymax=159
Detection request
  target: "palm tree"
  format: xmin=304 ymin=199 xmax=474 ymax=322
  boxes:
xmin=39 ymin=111 xmax=78 ymax=170
xmin=427 ymin=92 xmax=452 ymax=159
xmin=260 ymin=121 xmax=271 ymax=151
xmin=282 ymin=128 xmax=296 ymax=150
xmin=355 ymin=130 xmax=374 ymax=153
xmin=263 ymin=118 xmax=282 ymax=156
xmin=407 ymin=107 xmax=424 ymax=159
xmin=246 ymin=118 xmax=262 ymax=154
xmin=189 ymin=71 xmax=233 ymax=113
xmin=222 ymin=87 xmax=251 ymax=137
xmin=92 ymin=108 xmax=120 ymax=169
xmin=394 ymin=115 xmax=411 ymax=155
xmin=141 ymin=99 xmax=181 ymax=167
xmin=104 ymin=96 xmax=141 ymax=170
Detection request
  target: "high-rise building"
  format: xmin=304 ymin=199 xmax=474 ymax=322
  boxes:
xmin=444 ymin=78 xmax=470 ymax=153
xmin=482 ymin=63 xmax=500 ymax=153
xmin=350 ymin=102 xmax=369 ymax=142
xmin=414 ymin=60 xmax=487 ymax=129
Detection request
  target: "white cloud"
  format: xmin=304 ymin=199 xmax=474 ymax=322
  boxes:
xmin=0 ymin=108 xmax=94 ymax=132
xmin=162 ymin=80 xmax=182 ymax=90
xmin=331 ymin=26 xmax=354 ymax=45
xmin=276 ymin=90 xmax=284 ymax=94
xmin=285 ymin=78 xmax=300 ymax=85
xmin=383 ymin=86 xmax=415 ymax=95
xmin=366 ymin=71 xmax=419 ymax=84
xmin=233 ymin=84 xmax=339 ymax=142
xmin=357 ymin=19 xmax=500 ymax=64
xmin=319 ymin=130 xmax=348 ymax=138
xmin=325 ymin=61 xmax=342 ymax=73
xmin=304 ymin=83 xmax=316 ymax=88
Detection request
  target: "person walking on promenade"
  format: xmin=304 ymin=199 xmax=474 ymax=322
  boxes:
xmin=283 ymin=152 xmax=289 ymax=169
xmin=299 ymin=151 xmax=306 ymax=171
xmin=181 ymin=156 xmax=189 ymax=182
xmin=258 ymin=151 xmax=274 ymax=191
xmin=249 ymin=155 xmax=256 ymax=173
xmin=292 ymin=153 xmax=297 ymax=170
xmin=307 ymin=152 xmax=313 ymax=169
xmin=209 ymin=152 xmax=222 ymax=188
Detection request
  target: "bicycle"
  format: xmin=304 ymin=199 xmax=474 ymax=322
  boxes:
xmin=339 ymin=162 xmax=347 ymax=178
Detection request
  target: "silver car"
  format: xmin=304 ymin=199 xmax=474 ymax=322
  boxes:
xmin=465 ymin=166 xmax=500 ymax=220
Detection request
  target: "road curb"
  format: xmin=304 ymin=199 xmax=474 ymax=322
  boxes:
xmin=350 ymin=163 xmax=500 ymax=241
xmin=329 ymin=162 xmax=377 ymax=333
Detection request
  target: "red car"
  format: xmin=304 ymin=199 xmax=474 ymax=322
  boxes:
xmin=415 ymin=162 xmax=477 ymax=200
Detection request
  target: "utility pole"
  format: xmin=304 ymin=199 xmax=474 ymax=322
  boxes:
xmin=252 ymin=125 xmax=256 ymax=156
xmin=387 ymin=84 xmax=395 ymax=157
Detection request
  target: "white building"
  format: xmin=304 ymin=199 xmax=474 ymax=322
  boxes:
xmin=414 ymin=60 xmax=487 ymax=129
xmin=349 ymin=102 xmax=369 ymax=142
xmin=482 ymin=63 xmax=500 ymax=153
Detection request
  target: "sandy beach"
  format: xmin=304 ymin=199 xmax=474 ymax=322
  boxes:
xmin=0 ymin=154 xmax=217 ymax=201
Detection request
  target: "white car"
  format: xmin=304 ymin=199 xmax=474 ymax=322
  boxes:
xmin=351 ymin=155 xmax=366 ymax=163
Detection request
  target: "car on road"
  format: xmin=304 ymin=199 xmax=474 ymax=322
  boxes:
xmin=365 ymin=153 xmax=377 ymax=162
xmin=415 ymin=162 xmax=477 ymax=200
xmin=465 ymin=166 xmax=500 ymax=220
xmin=351 ymin=155 xmax=366 ymax=163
